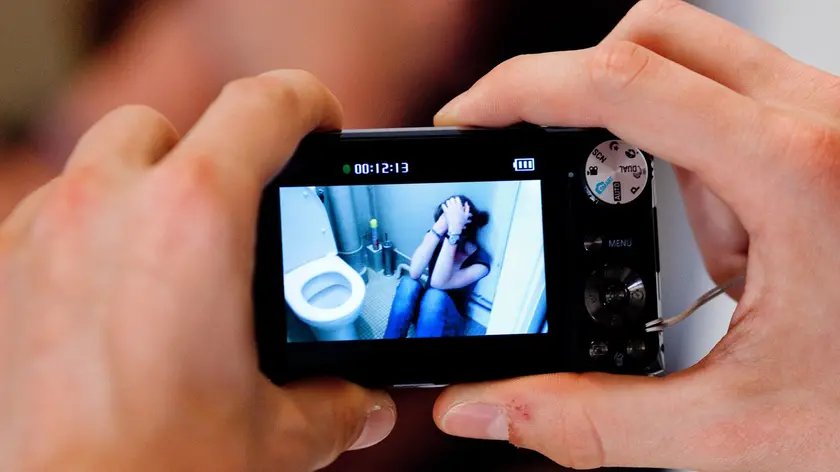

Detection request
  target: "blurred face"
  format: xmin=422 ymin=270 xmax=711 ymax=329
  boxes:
xmin=182 ymin=0 xmax=496 ymax=126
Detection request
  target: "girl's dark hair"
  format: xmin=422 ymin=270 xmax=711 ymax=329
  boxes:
xmin=434 ymin=195 xmax=489 ymax=245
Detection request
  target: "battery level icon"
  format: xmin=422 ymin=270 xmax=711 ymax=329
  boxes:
xmin=513 ymin=158 xmax=535 ymax=171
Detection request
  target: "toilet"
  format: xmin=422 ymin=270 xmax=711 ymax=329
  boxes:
xmin=280 ymin=187 xmax=365 ymax=341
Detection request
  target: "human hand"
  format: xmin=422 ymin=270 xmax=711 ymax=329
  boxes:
xmin=432 ymin=1 xmax=840 ymax=471
xmin=0 ymin=70 xmax=395 ymax=472
xmin=442 ymin=197 xmax=471 ymax=235
xmin=433 ymin=213 xmax=449 ymax=235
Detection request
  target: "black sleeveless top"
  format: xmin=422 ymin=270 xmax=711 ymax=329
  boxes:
xmin=427 ymin=239 xmax=491 ymax=316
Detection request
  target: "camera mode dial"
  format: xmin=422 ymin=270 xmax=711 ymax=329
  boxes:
xmin=584 ymin=266 xmax=646 ymax=328
xmin=584 ymin=140 xmax=649 ymax=205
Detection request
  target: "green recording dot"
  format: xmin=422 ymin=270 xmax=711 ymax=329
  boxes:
xmin=343 ymin=164 xmax=351 ymax=174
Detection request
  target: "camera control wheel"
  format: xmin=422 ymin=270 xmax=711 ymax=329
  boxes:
xmin=583 ymin=140 xmax=649 ymax=205
xmin=584 ymin=266 xmax=647 ymax=328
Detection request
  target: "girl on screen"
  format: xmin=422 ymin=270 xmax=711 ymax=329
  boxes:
xmin=383 ymin=195 xmax=491 ymax=338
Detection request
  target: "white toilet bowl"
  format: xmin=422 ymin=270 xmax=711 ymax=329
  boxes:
xmin=279 ymin=186 xmax=367 ymax=341
xmin=285 ymin=255 xmax=365 ymax=341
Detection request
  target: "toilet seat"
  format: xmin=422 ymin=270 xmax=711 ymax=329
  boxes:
xmin=284 ymin=255 xmax=365 ymax=328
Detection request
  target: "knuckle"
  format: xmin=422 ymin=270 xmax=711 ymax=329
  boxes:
xmin=264 ymin=401 xmax=311 ymax=467
xmin=32 ymin=172 xmax=102 ymax=234
xmin=262 ymin=68 xmax=322 ymax=88
xmin=789 ymin=121 xmax=840 ymax=161
xmin=110 ymin=103 xmax=164 ymax=122
xmin=590 ymin=40 xmax=653 ymax=95
xmin=151 ymin=159 xmax=232 ymax=234
xmin=510 ymin=375 xmax=606 ymax=469
xmin=560 ymin=376 xmax=607 ymax=469
xmin=497 ymin=54 xmax=533 ymax=73
xmin=221 ymin=74 xmax=305 ymax=119
xmin=335 ymin=403 xmax=366 ymax=450
xmin=765 ymin=111 xmax=840 ymax=176
xmin=318 ymin=381 xmax=369 ymax=450
xmin=74 ymin=104 xmax=178 ymax=159
xmin=97 ymin=104 xmax=174 ymax=139
xmin=115 ymin=104 xmax=177 ymax=137
xmin=491 ymin=54 xmax=536 ymax=86
xmin=736 ymin=37 xmax=789 ymax=80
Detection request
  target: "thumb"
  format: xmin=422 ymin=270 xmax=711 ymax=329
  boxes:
xmin=259 ymin=378 xmax=396 ymax=471
xmin=434 ymin=372 xmax=708 ymax=470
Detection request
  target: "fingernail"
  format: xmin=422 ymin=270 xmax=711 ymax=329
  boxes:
xmin=349 ymin=403 xmax=397 ymax=450
xmin=440 ymin=402 xmax=509 ymax=441
xmin=435 ymin=92 xmax=468 ymax=121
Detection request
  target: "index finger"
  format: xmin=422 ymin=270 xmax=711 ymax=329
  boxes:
xmin=433 ymin=43 xmax=800 ymax=222
xmin=163 ymin=70 xmax=342 ymax=197
xmin=605 ymin=0 xmax=840 ymax=115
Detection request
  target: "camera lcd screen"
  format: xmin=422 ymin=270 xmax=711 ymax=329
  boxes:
xmin=255 ymin=127 xmax=662 ymax=386
xmin=279 ymin=179 xmax=547 ymax=343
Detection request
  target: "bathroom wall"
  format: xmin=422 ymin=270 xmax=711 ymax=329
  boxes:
xmin=485 ymin=180 xmax=546 ymax=335
xmin=371 ymin=181 xmax=519 ymax=303
xmin=351 ymin=185 xmax=374 ymax=244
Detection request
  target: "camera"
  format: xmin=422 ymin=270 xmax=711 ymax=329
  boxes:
xmin=253 ymin=125 xmax=664 ymax=388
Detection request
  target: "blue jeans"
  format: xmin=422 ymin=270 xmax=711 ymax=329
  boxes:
xmin=383 ymin=277 xmax=466 ymax=339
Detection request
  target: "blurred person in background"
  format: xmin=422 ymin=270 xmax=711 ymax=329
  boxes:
xmin=0 ymin=1 xmax=638 ymax=471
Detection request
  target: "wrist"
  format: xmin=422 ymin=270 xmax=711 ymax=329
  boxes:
xmin=432 ymin=221 xmax=448 ymax=234
xmin=448 ymin=224 xmax=464 ymax=235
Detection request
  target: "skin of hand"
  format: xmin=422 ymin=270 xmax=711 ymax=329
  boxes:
xmin=442 ymin=197 xmax=470 ymax=234
xmin=431 ymin=1 xmax=840 ymax=471
xmin=0 ymin=70 xmax=396 ymax=472
xmin=433 ymin=214 xmax=449 ymax=235
xmin=408 ymin=211 xmax=466 ymax=280
xmin=3 ymin=3 xmax=491 ymax=471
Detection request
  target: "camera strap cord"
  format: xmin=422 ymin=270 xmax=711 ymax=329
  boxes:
xmin=645 ymin=274 xmax=747 ymax=333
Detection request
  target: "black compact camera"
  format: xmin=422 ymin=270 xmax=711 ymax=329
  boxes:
xmin=254 ymin=126 xmax=664 ymax=388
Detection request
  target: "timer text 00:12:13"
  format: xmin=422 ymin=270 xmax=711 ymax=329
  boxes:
xmin=350 ymin=162 xmax=409 ymax=175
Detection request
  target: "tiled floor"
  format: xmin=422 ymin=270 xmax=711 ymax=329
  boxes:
xmin=287 ymin=270 xmax=488 ymax=342
xmin=355 ymin=270 xmax=400 ymax=340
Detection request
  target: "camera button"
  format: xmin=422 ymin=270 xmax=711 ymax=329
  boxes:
xmin=589 ymin=341 xmax=610 ymax=359
xmin=604 ymin=282 xmax=629 ymax=308
xmin=614 ymin=352 xmax=626 ymax=368
xmin=583 ymin=235 xmax=603 ymax=252
xmin=626 ymin=339 xmax=648 ymax=359
xmin=584 ymin=266 xmax=647 ymax=328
